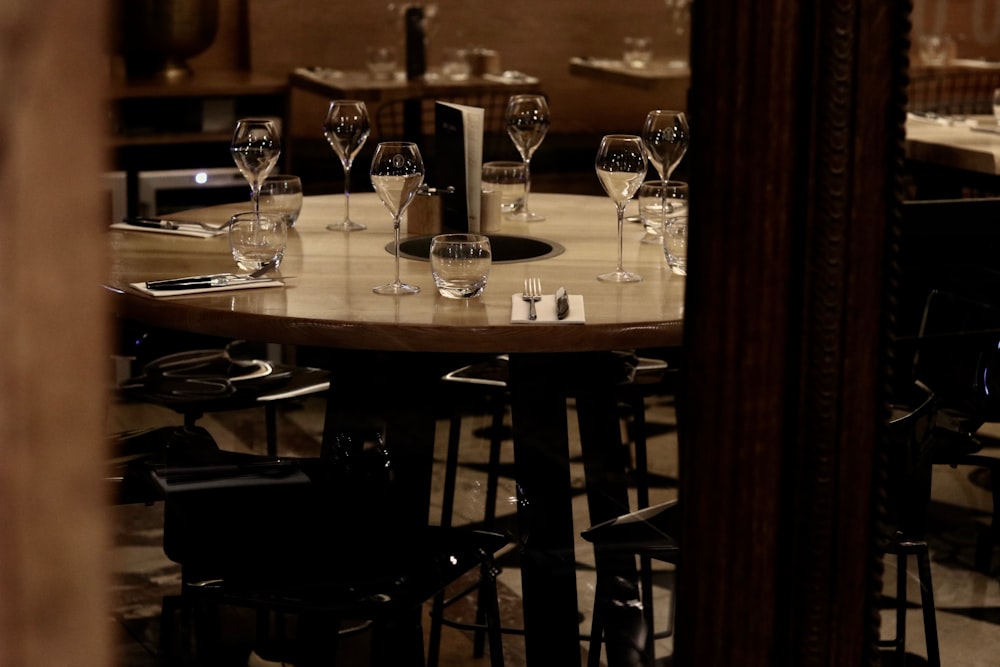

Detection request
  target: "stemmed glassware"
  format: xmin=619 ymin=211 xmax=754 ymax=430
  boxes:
xmin=230 ymin=119 xmax=281 ymax=212
xmin=640 ymin=110 xmax=690 ymax=241
xmin=595 ymin=134 xmax=648 ymax=283
xmin=370 ymin=142 xmax=425 ymax=295
xmin=504 ymin=94 xmax=551 ymax=221
xmin=641 ymin=109 xmax=689 ymax=182
xmin=324 ymin=100 xmax=372 ymax=231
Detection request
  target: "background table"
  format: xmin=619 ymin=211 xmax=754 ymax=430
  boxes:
xmin=105 ymin=192 xmax=685 ymax=666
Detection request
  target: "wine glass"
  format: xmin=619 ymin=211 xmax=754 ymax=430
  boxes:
xmin=595 ymin=134 xmax=647 ymax=283
xmin=230 ymin=119 xmax=281 ymax=212
xmin=370 ymin=142 xmax=425 ymax=295
xmin=324 ymin=100 xmax=372 ymax=231
xmin=641 ymin=110 xmax=690 ymax=240
xmin=504 ymin=94 xmax=551 ymax=221
xmin=641 ymin=109 xmax=690 ymax=182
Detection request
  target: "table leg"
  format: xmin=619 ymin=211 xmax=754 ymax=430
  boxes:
xmin=576 ymin=354 xmax=645 ymax=667
xmin=508 ymin=353 xmax=584 ymax=666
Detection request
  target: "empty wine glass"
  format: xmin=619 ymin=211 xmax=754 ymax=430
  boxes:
xmin=504 ymin=94 xmax=551 ymax=221
xmin=370 ymin=142 xmax=425 ymax=295
xmin=641 ymin=109 xmax=690 ymax=182
xmin=324 ymin=100 xmax=372 ymax=231
xmin=230 ymin=119 xmax=281 ymax=212
xmin=641 ymin=110 xmax=690 ymax=240
xmin=595 ymin=134 xmax=647 ymax=283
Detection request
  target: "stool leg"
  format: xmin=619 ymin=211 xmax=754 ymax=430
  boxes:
xmin=896 ymin=552 xmax=907 ymax=664
xmin=265 ymin=404 xmax=278 ymax=457
xmin=916 ymin=547 xmax=940 ymax=667
xmin=427 ymin=409 xmax=464 ymax=667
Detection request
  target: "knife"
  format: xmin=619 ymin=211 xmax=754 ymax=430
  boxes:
xmin=555 ymin=286 xmax=570 ymax=320
xmin=123 ymin=216 xmax=223 ymax=232
xmin=145 ymin=273 xmax=272 ymax=290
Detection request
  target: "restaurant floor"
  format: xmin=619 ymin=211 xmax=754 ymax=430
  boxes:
xmin=108 ymin=382 xmax=1000 ymax=666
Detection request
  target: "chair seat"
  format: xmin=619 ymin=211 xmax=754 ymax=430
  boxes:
xmin=581 ymin=499 xmax=680 ymax=563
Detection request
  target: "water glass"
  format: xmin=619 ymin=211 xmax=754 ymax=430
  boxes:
xmin=441 ymin=48 xmax=471 ymax=80
xmin=638 ymin=180 xmax=671 ymax=243
xmin=367 ymin=46 xmax=398 ymax=81
xmin=659 ymin=181 xmax=689 ymax=275
xmin=429 ymin=233 xmax=492 ymax=298
xmin=258 ymin=174 xmax=303 ymax=227
xmin=481 ymin=161 xmax=527 ymax=214
xmin=228 ymin=211 xmax=287 ymax=272
xmin=623 ymin=36 xmax=653 ymax=68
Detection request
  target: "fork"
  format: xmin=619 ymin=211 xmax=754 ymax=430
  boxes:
xmin=523 ymin=277 xmax=541 ymax=321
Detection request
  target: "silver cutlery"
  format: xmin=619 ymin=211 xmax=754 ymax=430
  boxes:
xmin=523 ymin=277 xmax=541 ymax=321
xmin=555 ymin=286 xmax=570 ymax=320
xmin=123 ymin=216 xmax=226 ymax=233
xmin=145 ymin=263 xmax=276 ymax=291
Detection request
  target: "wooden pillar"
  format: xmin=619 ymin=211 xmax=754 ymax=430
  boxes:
xmin=675 ymin=0 xmax=910 ymax=665
xmin=0 ymin=2 xmax=111 ymax=666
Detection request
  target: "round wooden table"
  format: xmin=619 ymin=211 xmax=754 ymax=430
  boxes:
xmin=105 ymin=193 xmax=685 ymax=352
xmin=105 ymin=192 xmax=686 ymax=667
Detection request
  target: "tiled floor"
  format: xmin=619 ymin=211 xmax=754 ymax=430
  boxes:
xmin=108 ymin=372 xmax=1000 ymax=666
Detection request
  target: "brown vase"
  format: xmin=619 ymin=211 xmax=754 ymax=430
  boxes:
xmin=114 ymin=0 xmax=219 ymax=81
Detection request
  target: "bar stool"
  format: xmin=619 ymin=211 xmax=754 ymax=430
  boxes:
xmin=427 ymin=352 xmax=673 ymax=666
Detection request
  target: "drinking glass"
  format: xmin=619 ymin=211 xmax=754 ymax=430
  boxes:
xmin=660 ymin=180 xmax=690 ymax=275
xmin=504 ymin=94 xmax=551 ymax=221
xmin=481 ymin=161 xmax=527 ymax=213
xmin=230 ymin=119 xmax=281 ymax=212
xmin=429 ymin=233 xmax=492 ymax=298
xmin=258 ymin=174 xmax=303 ymax=227
xmin=641 ymin=109 xmax=690 ymax=182
xmin=228 ymin=211 xmax=287 ymax=272
xmin=370 ymin=142 xmax=425 ymax=295
xmin=595 ymin=134 xmax=647 ymax=283
xmin=324 ymin=100 xmax=371 ymax=231
xmin=638 ymin=179 xmax=670 ymax=244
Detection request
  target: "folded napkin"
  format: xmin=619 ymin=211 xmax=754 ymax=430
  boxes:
xmin=109 ymin=222 xmax=226 ymax=238
xmin=510 ymin=293 xmax=586 ymax=324
xmin=131 ymin=278 xmax=283 ymax=297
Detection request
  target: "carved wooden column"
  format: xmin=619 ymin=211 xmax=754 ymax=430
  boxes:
xmin=0 ymin=2 xmax=111 ymax=666
xmin=675 ymin=0 xmax=910 ymax=665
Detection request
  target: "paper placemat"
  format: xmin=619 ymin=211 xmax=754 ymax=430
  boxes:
xmin=511 ymin=293 xmax=586 ymax=324
xmin=131 ymin=279 xmax=284 ymax=297
xmin=109 ymin=222 xmax=226 ymax=238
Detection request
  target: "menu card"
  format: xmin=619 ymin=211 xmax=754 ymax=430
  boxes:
xmin=435 ymin=101 xmax=484 ymax=233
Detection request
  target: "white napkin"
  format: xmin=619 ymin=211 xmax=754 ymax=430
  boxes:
xmin=510 ymin=293 xmax=586 ymax=324
xmin=130 ymin=279 xmax=284 ymax=297
xmin=109 ymin=222 xmax=226 ymax=238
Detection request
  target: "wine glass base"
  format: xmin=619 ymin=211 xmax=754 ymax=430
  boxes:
xmin=372 ymin=282 xmax=420 ymax=295
xmin=597 ymin=270 xmax=643 ymax=283
xmin=327 ymin=220 xmax=367 ymax=232
xmin=508 ymin=210 xmax=546 ymax=222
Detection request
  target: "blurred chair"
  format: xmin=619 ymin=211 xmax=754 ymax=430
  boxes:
xmin=908 ymin=66 xmax=1000 ymax=118
xmin=372 ymin=88 xmax=542 ymax=163
xmin=907 ymin=289 xmax=1000 ymax=574
xmin=154 ymin=429 xmax=507 ymax=667
xmin=426 ymin=351 xmax=673 ymax=666
xmin=117 ymin=333 xmax=330 ymax=457
xmin=876 ymin=380 xmax=941 ymax=667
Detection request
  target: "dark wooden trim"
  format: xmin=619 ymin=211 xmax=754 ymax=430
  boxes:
xmin=675 ymin=1 xmax=911 ymax=665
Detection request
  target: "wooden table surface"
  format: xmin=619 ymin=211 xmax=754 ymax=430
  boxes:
xmin=905 ymin=114 xmax=1000 ymax=176
xmin=567 ymin=56 xmax=690 ymax=92
xmin=105 ymin=192 xmax=686 ymax=353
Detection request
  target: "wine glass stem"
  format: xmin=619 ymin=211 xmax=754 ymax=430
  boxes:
xmin=616 ymin=202 xmax=627 ymax=273
xmin=522 ymin=158 xmax=533 ymax=214
xmin=342 ymin=162 xmax=352 ymax=222
xmin=251 ymin=184 xmax=260 ymax=212
xmin=393 ymin=216 xmax=402 ymax=285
